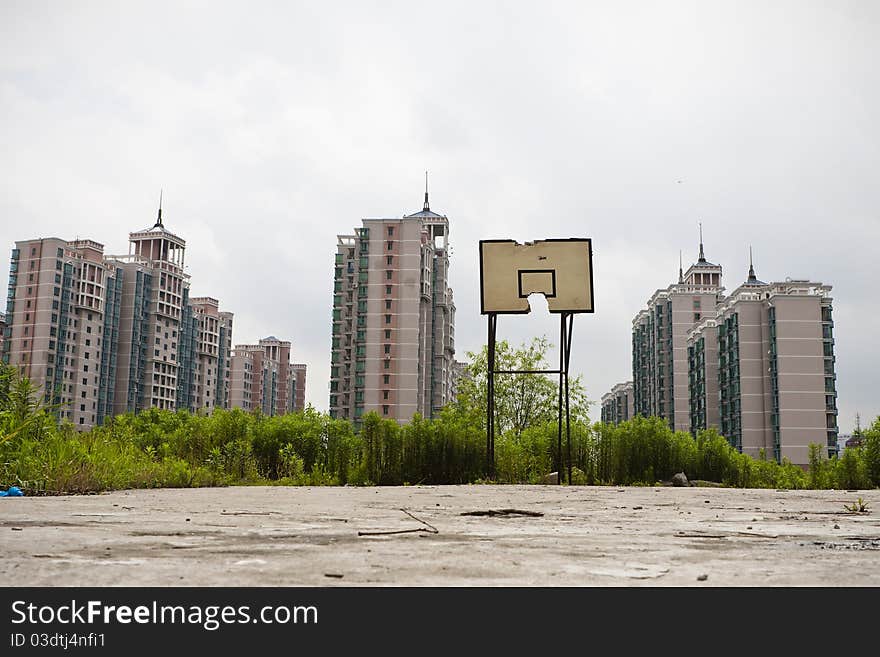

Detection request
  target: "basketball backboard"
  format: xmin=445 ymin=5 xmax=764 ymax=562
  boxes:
xmin=479 ymin=238 xmax=594 ymax=314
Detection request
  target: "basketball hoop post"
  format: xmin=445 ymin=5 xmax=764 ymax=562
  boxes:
xmin=479 ymin=239 xmax=594 ymax=485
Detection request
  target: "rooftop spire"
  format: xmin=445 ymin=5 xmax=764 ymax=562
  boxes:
xmin=747 ymin=246 xmax=757 ymax=282
xmin=154 ymin=189 xmax=163 ymax=228
xmin=423 ymin=170 xmax=430 ymax=212
xmin=678 ymin=250 xmax=683 ymax=283
xmin=698 ymin=222 xmax=705 ymax=262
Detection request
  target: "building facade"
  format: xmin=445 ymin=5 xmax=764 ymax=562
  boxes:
xmin=329 ymin=189 xmax=456 ymax=424
xmin=290 ymin=362 xmax=307 ymax=412
xmin=632 ymin=240 xmax=724 ymax=432
xmin=2 ymin=204 xmax=236 ymax=428
xmin=687 ymin=319 xmax=720 ymax=436
xmin=631 ymin=237 xmax=837 ymax=466
xmin=683 ymin=259 xmax=838 ymax=464
xmin=228 ymin=336 xmax=307 ymax=415
xmin=601 ymin=381 xmax=635 ymax=425
xmin=2 ymin=237 xmax=123 ymax=428
xmin=0 ymin=312 xmax=7 ymax=358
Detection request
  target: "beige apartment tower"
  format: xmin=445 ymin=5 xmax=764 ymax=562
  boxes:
xmin=182 ymin=297 xmax=234 ymax=413
xmin=229 ymin=336 xmax=307 ymax=415
xmin=111 ymin=207 xmax=190 ymax=414
xmin=687 ymin=258 xmax=838 ymax=464
xmin=329 ymin=186 xmax=456 ymax=424
xmin=3 ymin=200 xmax=235 ymax=427
xmin=601 ymin=381 xmax=635 ymax=425
xmin=632 ymin=236 xmax=724 ymax=432
xmin=3 ymin=237 xmax=124 ymax=428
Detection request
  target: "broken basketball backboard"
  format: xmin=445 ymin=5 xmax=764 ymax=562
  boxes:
xmin=479 ymin=238 xmax=594 ymax=314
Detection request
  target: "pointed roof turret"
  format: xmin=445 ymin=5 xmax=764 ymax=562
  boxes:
xmin=423 ymin=170 xmax=430 ymax=212
xmin=698 ymin=222 xmax=705 ymax=262
xmin=678 ymin=250 xmax=684 ymax=284
xmin=405 ymin=171 xmax=446 ymax=219
xmin=743 ymin=246 xmax=766 ymax=286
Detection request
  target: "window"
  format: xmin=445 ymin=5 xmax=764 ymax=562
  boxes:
xmin=82 ymin=378 xmax=87 ymax=385
xmin=386 ymin=256 xmax=393 ymax=265
xmin=383 ymin=375 xmax=390 ymax=385
xmin=387 ymin=241 xmax=393 ymax=250
xmin=85 ymin=339 xmax=90 ymax=346
xmin=387 ymin=226 xmax=394 ymax=236
xmin=694 ymin=313 xmax=701 ymax=322
xmin=385 ymin=330 xmax=391 ymax=339
xmin=383 ymin=390 xmax=389 ymax=400
xmin=385 ymin=300 xmax=392 ymax=310
xmin=382 ymin=405 xmax=389 ymax=416
xmin=384 ymin=360 xmax=390 ymax=369
xmin=384 ymin=344 xmax=391 ymax=354
xmin=385 ymin=314 xmax=391 ymax=324
xmin=386 ymin=285 xmax=392 ymax=294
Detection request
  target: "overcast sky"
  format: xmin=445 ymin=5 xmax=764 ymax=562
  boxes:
xmin=2 ymin=1 xmax=877 ymax=432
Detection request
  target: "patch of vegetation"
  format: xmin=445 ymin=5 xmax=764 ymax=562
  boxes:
xmin=843 ymin=497 xmax=870 ymax=513
xmin=2 ymin=351 xmax=880 ymax=494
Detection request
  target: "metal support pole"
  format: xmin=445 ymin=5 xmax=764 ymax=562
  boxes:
xmin=487 ymin=313 xmax=497 ymax=480
xmin=565 ymin=313 xmax=574 ymax=485
xmin=557 ymin=313 xmax=564 ymax=483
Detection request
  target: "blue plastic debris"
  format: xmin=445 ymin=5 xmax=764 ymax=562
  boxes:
xmin=0 ymin=486 xmax=24 ymax=497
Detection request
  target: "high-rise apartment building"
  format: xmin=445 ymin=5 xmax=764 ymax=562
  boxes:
xmin=632 ymin=238 xmax=723 ymax=432
xmin=290 ymin=362 xmax=307 ymax=412
xmin=329 ymin=187 xmax=456 ymax=424
xmin=2 ymin=202 xmax=236 ymax=427
xmin=111 ymin=208 xmax=190 ymax=413
xmin=687 ymin=259 xmax=837 ymax=463
xmin=601 ymin=381 xmax=635 ymax=425
xmin=176 ymin=297 xmax=234 ymax=414
xmin=228 ymin=336 xmax=307 ymax=415
xmin=3 ymin=237 xmax=123 ymax=428
xmin=687 ymin=318 xmax=720 ymax=436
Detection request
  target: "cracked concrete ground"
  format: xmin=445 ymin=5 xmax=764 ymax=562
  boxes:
xmin=1 ymin=485 xmax=878 ymax=586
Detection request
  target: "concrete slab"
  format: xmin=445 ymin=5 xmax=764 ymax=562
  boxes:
xmin=1 ymin=485 xmax=878 ymax=586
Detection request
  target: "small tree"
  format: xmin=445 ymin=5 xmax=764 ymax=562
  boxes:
xmin=452 ymin=336 xmax=590 ymax=437
xmin=862 ymin=417 xmax=880 ymax=488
